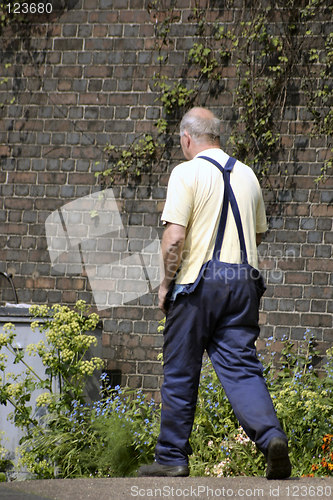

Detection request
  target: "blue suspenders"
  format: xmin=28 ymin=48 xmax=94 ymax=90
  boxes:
xmin=198 ymin=155 xmax=248 ymax=265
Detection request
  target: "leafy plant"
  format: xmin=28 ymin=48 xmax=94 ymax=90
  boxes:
xmin=96 ymin=134 xmax=160 ymax=186
xmin=0 ymin=1 xmax=26 ymax=29
xmin=0 ymin=300 xmax=103 ymax=441
xmin=0 ymin=431 xmax=13 ymax=477
xmin=19 ymin=381 xmax=159 ymax=478
xmin=1 ymin=318 xmax=333 ymax=479
xmin=304 ymin=31 xmax=333 ymax=183
xmin=190 ymin=330 xmax=333 ymax=477
xmin=94 ymin=1 xmax=332 ymax=186
xmin=310 ymin=433 xmax=333 ymax=476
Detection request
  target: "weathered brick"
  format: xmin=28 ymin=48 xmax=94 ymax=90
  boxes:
xmin=8 ymin=172 xmax=37 ymax=184
xmin=301 ymin=313 xmax=332 ymax=328
xmin=0 ymin=2 xmax=331 ymax=393
xmin=268 ymin=312 xmax=300 ymax=326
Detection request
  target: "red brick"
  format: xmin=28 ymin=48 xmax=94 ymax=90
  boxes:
xmin=42 ymin=146 xmax=71 ymax=158
xmin=58 ymin=80 xmax=72 ymax=91
xmin=38 ymin=173 xmax=67 ymax=184
xmin=285 ymin=272 xmax=312 ymax=284
xmin=92 ymin=25 xmax=108 ymax=37
xmin=61 ymin=291 xmax=77 ymax=303
xmin=278 ymin=259 xmax=306 ymax=271
xmin=301 ymin=314 xmax=332 ymax=328
xmin=67 ymin=173 xmax=96 ymax=184
xmin=84 ymin=66 xmax=113 ymax=78
xmin=274 ymin=285 xmax=303 ymax=298
xmin=78 ymin=93 xmax=108 ymax=105
xmin=14 ymin=120 xmax=43 ymax=131
xmin=33 ymin=277 xmax=56 ymax=289
xmin=0 ymin=223 xmax=26 ymax=235
xmin=268 ymin=312 xmax=300 ymax=326
xmin=113 ymin=307 xmax=143 ymax=320
xmin=56 ymin=278 xmax=86 ymax=290
xmin=8 ymin=172 xmax=37 ymax=184
xmin=84 ymin=39 xmax=114 ymax=51
xmin=5 ymin=198 xmax=33 ymax=210
xmin=54 ymin=66 xmax=83 ymax=78
xmin=72 ymin=146 xmax=101 ymax=159
xmin=44 ymin=120 xmax=72 ymax=131
xmin=311 ymin=204 xmax=333 ymax=217
xmin=306 ymin=259 xmax=333 ymax=272
xmin=88 ymin=12 xmax=118 ymax=24
xmin=48 ymin=93 xmax=77 ymax=105
xmin=0 ymin=145 xmax=10 ymax=156
xmin=119 ymin=10 xmax=150 ymax=23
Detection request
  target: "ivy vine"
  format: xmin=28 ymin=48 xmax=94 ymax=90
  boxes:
xmin=0 ymin=1 xmax=26 ymax=108
xmin=96 ymin=0 xmax=332 ymax=185
xmin=97 ymin=134 xmax=160 ymax=186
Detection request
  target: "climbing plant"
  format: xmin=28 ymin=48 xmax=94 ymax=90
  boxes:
xmin=0 ymin=1 xmax=26 ymax=108
xmin=225 ymin=0 xmax=333 ymax=179
xmin=97 ymin=134 xmax=160 ymax=186
xmin=303 ymin=29 xmax=333 ymax=183
xmin=96 ymin=0 xmax=332 ymax=185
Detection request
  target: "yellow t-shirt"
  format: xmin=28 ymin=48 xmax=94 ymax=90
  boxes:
xmin=161 ymin=148 xmax=268 ymax=284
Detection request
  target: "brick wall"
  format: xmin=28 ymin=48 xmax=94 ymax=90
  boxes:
xmin=0 ymin=1 xmax=332 ymax=394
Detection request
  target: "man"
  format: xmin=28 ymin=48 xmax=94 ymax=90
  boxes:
xmin=138 ymin=107 xmax=291 ymax=479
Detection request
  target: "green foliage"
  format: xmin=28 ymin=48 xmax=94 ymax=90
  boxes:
xmin=0 ymin=63 xmax=15 ymax=109
xmin=0 ymin=432 xmax=13 ymax=475
xmin=190 ymin=331 xmax=333 ymax=477
xmin=265 ymin=335 xmax=333 ymax=476
xmin=95 ymin=1 xmax=332 ymax=186
xmin=304 ymin=30 xmax=333 ymax=183
xmin=1 ymin=318 xmax=333 ymax=478
xmin=310 ymin=433 xmax=333 ymax=476
xmin=147 ymin=0 xmax=180 ymax=52
xmin=154 ymin=75 xmax=196 ymax=116
xmin=0 ymin=301 xmax=103 ymax=435
xmin=3 ymin=323 xmax=333 ymax=479
xmin=217 ymin=2 xmax=330 ymax=178
xmin=0 ymin=0 xmax=26 ymax=108
xmin=96 ymin=134 xmax=160 ymax=185
xmin=19 ymin=382 xmax=159 ymax=478
xmin=0 ymin=0 xmax=30 ymax=35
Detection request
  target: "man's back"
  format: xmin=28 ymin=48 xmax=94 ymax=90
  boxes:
xmin=161 ymin=148 xmax=268 ymax=284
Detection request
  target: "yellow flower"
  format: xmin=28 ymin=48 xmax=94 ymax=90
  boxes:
xmin=36 ymin=393 xmax=52 ymax=407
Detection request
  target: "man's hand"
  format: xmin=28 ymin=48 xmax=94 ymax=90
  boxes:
xmin=158 ymin=283 xmax=170 ymax=314
xmin=256 ymin=232 xmax=265 ymax=246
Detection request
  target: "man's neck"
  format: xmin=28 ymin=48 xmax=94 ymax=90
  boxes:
xmin=189 ymin=143 xmax=220 ymax=159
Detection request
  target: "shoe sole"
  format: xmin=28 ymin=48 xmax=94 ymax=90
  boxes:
xmin=266 ymin=438 xmax=291 ymax=480
xmin=138 ymin=465 xmax=189 ymax=477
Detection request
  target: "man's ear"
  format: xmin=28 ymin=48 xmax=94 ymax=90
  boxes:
xmin=183 ymin=131 xmax=191 ymax=148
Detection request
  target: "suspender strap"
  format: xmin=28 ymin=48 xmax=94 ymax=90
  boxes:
xmin=198 ymin=155 xmax=248 ymax=264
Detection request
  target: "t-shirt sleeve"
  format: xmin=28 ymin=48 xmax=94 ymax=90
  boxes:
xmin=161 ymin=164 xmax=193 ymax=227
xmin=256 ymin=188 xmax=268 ymax=234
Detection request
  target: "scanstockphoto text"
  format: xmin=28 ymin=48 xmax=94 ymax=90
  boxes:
xmin=129 ymin=483 xmax=333 ymax=498
xmin=164 ymin=246 xmax=297 ymax=285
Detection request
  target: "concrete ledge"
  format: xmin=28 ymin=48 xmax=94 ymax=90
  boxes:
xmin=1 ymin=476 xmax=333 ymax=500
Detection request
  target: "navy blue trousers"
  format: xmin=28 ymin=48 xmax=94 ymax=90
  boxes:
xmin=155 ymin=261 xmax=287 ymax=465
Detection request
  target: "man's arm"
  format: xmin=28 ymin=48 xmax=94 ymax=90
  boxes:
xmin=159 ymin=222 xmax=186 ymax=313
xmin=256 ymin=233 xmax=265 ymax=246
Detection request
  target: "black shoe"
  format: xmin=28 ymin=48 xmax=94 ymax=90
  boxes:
xmin=137 ymin=461 xmax=189 ymax=477
xmin=266 ymin=437 xmax=292 ymax=479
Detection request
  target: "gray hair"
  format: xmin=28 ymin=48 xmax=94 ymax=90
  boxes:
xmin=179 ymin=109 xmax=221 ymax=144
